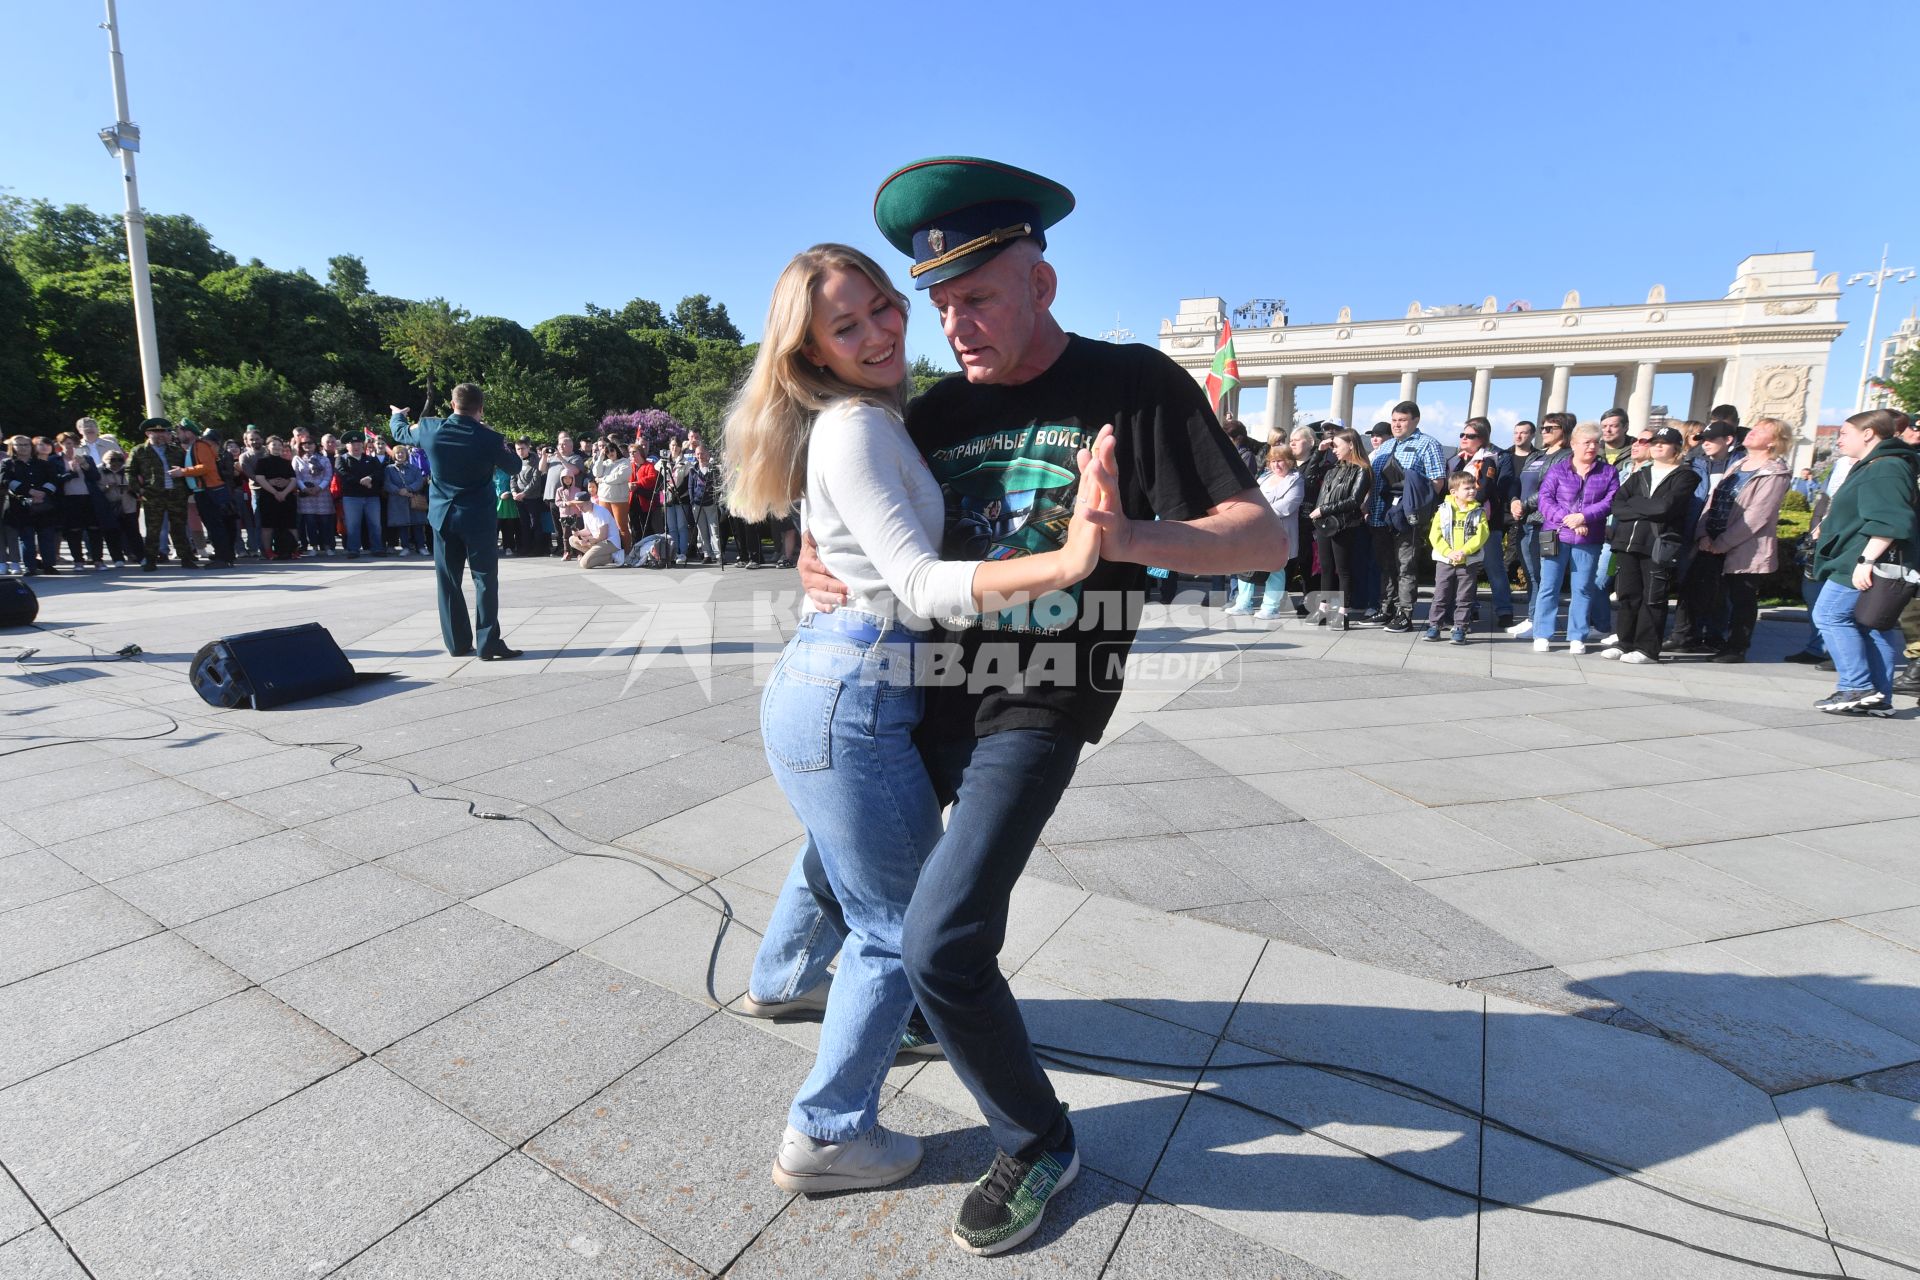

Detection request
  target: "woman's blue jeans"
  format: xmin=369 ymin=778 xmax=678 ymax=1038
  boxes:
xmin=1532 ymin=540 xmax=1602 ymax=641
xmin=1812 ymin=579 xmax=1903 ymax=698
xmin=761 ymin=612 xmax=942 ymax=1141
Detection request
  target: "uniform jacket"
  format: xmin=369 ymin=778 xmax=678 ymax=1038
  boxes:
xmin=129 ymin=442 xmax=187 ymax=502
xmin=388 ymin=411 xmax=520 ymax=540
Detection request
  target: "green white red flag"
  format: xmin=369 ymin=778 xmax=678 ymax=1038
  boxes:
xmin=1205 ymin=320 xmax=1240 ymax=413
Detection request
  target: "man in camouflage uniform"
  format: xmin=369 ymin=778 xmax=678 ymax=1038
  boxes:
xmin=129 ymin=418 xmax=196 ymax=571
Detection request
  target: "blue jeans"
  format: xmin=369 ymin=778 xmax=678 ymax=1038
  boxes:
xmin=1812 ymin=579 xmax=1903 ymax=698
xmin=665 ymin=504 xmax=690 ymax=560
xmin=1519 ymin=524 xmax=1542 ymax=622
xmin=1484 ymin=530 xmax=1514 ymax=619
xmin=1797 ymin=574 xmax=1829 ymax=657
xmin=749 ymin=837 xmax=841 ymax=1007
xmin=342 ymin=496 xmax=381 ymax=555
xmin=1532 ymin=540 xmax=1602 ymax=641
xmin=1592 ymin=543 xmax=1613 ymax=631
xmin=762 ymin=613 xmax=943 ymax=1141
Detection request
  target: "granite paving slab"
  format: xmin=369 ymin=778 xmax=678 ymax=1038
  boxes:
xmin=1667 ymin=837 xmax=1920 ymax=919
xmin=1850 ymin=905 xmax=1920 ymax=950
xmin=1852 ymin=1060 xmax=1920 ymax=1103
xmin=264 ymin=905 xmax=569 ymax=1053
xmin=1422 ymin=864 xmax=1698 ymax=967
xmin=105 ymin=829 xmax=356 ymax=927
xmin=0 ymin=1170 xmax=40 ymax=1246
xmin=0 ymin=886 xmax=159 ymax=987
xmin=1553 ymin=850 xmax=1820 ymax=940
xmin=1021 ymin=893 xmax=1266 ymax=1037
xmin=55 ymin=1060 xmax=504 ymax=1279
xmin=1102 ymin=1197 xmax=1349 ymax=1280
xmin=1046 ymin=833 xmax=1258 ymax=913
xmin=0 ymin=932 xmax=249 ymax=1090
xmin=1322 ymin=809 xmax=1537 ymax=881
xmin=1268 ymin=877 xmax=1546 ymax=984
xmin=1774 ymin=1085 xmax=1920 ymax=1274
xmin=177 ymin=862 xmax=455 ymax=984
xmin=617 ymin=778 xmax=804 ymax=878
xmin=378 ymin=953 xmax=712 ymax=1145
xmin=375 ymin=819 xmax=573 ymax=899
xmin=1183 ymin=898 xmax=1335 ymax=956
xmin=999 ymin=875 xmax=1091 ymax=975
xmin=338 ymin=1152 xmax=705 ymax=1278
xmin=0 ymin=1228 xmax=89 ymax=1280
xmin=1147 ymin=1084 xmax=1476 ymax=1280
xmin=726 ymin=1092 xmax=1137 ymax=1279
xmin=1227 ymin=943 xmax=1486 ymax=1108
xmin=1039 ymin=785 xmax=1178 ymax=846
xmin=44 ymin=801 xmax=283 ymax=883
xmin=1183 ymin=821 xmax=1392 ymax=899
xmin=4 ymin=778 xmax=210 ymax=847
xmin=1433 ymin=797 xmax=1657 ymax=863
xmin=1785 ymin=817 xmax=1920 ymax=881
xmin=1239 ymin=768 xmax=1420 ymax=820
xmin=470 ymin=852 xmax=689 ymax=950
xmin=523 ymin=1015 xmax=812 ymax=1274
xmin=1566 ymin=944 xmax=1920 ymax=1093
xmin=0 ymin=850 xmax=89 ymax=913
xmin=1713 ymin=922 xmax=1920 ymax=1045
xmin=0 ymin=989 xmax=358 ymax=1214
xmin=583 ymin=889 xmax=768 ymax=1008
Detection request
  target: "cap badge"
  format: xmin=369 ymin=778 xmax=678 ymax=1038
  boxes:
xmin=927 ymin=229 xmax=945 ymax=254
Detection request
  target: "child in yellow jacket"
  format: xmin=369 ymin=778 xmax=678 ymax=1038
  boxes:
xmin=1426 ymin=470 xmax=1491 ymax=644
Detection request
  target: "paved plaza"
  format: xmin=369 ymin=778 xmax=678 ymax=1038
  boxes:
xmin=3 ymin=556 xmax=1919 ymax=1280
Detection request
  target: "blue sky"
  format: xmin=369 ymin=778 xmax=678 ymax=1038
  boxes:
xmin=5 ymin=1 xmax=1916 ymax=439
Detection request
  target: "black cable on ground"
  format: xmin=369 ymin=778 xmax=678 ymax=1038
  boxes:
xmin=20 ymin=634 xmax=1912 ymax=1279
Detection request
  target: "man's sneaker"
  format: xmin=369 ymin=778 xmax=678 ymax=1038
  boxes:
xmin=951 ymin=1113 xmax=1079 ymax=1256
xmin=739 ymin=981 xmax=831 ymax=1020
xmin=1506 ymin=617 xmax=1533 ymax=637
xmin=1602 ymin=634 xmax=1620 ymax=647
xmin=1222 ymin=602 xmax=1254 ymax=616
xmin=1815 ymin=688 xmax=1878 ymax=713
xmin=898 ymin=1019 xmax=944 ymax=1060
xmin=1349 ymin=613 xmax=1385 ymax=628
xmin=1854 ymin=691 xmax=1894 ymax=717
xmin=1532 ymin=638 xmax=1551 ymax=653
xmin=1384 ymin=618 xmax=1412 ymax=634
xmin=1449 ymin=627 xmax=1468 ymax=646
xmin=1600 ymin=647 xmax=1624 ymax=660
xmin=1422 ymin=625 xmax=1442 ymax=642
xmin=771 ymin=1123 xmax=923 ymax=1194
xmin=1568 ymin=641 xmax=1588 ymax=655
xmin=1620 ymin=651 xmax=1655 ymax=665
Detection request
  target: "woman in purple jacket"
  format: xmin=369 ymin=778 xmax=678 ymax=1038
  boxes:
xmin=1531 ymin=422 xmax=1619 ymax=653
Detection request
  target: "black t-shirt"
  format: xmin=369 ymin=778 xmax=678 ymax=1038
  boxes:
xmin=907 ymin=335 xmax=1254 ymax=744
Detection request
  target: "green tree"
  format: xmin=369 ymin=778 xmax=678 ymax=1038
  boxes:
xmin=32 ymin=262 xmax=232 ymax=429
xmin=481 ymin=356 xmax=594 ymax=443
xmin=670 ymin=293 xmax=742 ymax=343
xmin=3 ymin=199 xmax=117 ymax=278
xmin=200 ymin=265 xmax=357 ymax=393
xmin=531 ymin=313 xmax=650 ymax=414
xmin=615 ymin=296 xmax=668 ymax=331
xmin=309 ymin=382 xmax=367 ymax=434
xmin=910 ymin=354 xmax=953 ymax=399
xmin=144 ymin=213 xmax=235 ymax=279
xmin=661 ymin=338 xmax=757 ymax=438
xmin=0 ymin=253 xmax=55 ymax=428
xmin=466 ymin=315 xmax=541 ymax=373
xmin=1883 ymin=347 xmax=1920 ymax=417
xmin=160 ymin=362 xmax=302 ymax=436
xmin=382 ymin=297 xmax=473 ymax=403
xmin=326 ymin=253 xmax=371 ymax=298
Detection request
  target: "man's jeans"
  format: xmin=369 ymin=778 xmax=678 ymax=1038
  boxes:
xmin=192 ymin=487 xmax=238 ymax=563
xmin=1519 ymin=523 xmax=1543 ymax=625
xmin=1532 ymin=541 xmax=1603 ymax=642
xmin=1812 ymin=579 xmax=1904 ymax=698
xmin=665 ymin=503 xmax=690 ymax=560
xmin=342 ymin=495 xmax=381 ymax=555
xmin=750 ymin=722 xmax=1083 ymax=1161
xmin=1483 ymin=527 xmax=1514 ymax=620
xmin=762 ymin=615 xmax=942 ymax=1142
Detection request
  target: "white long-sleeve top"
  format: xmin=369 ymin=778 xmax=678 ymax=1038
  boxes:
xmin=803 ymin=400 xmax=979 ymax=626
xmin=1259 ymin=467 xmax=1304 ymax=553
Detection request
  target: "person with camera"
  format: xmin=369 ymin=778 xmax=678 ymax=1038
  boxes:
xmin=539 ymin=432 xmax=584 ymax=558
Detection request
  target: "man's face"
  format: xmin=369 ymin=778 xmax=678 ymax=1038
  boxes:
xmin=516 ymin=442 xmax=531 ymax=457
xmin=1601 ymin=416 xmax=1626 ymax=445
xmin=347 ymin=440 xmax=364 ymax=457
xmin=322 ymin=435 xmax=339 ymax=453
xmin=1513 ymin=423 xmax=1534 ymax=448
xmin=1390 ymin=411 xmax=1416 ymax=438
xmin=1701 ymin=433 xmax=1730 ymax=459
xmin=80 ymin=422 xmax=99 ymax=441
xmin=244 ymin=431 xmax=261 ymax=449
xmin=927 ymin=248 xmax=1043 ymax=385
xmin=558 ymin=434 xmax=574 ymax=454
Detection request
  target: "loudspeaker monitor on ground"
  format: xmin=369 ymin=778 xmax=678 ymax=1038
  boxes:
xmin=189 ymin=622 xmax=367 ymax=709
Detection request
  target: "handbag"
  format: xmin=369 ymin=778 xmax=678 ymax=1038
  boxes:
xmin=1537 ymin=526 xmax=1561 ymax=559
xmin=1651 ymin=530 xmax=1685 ymax=569
xmin=409 ymin=492 xmax=430 ymax=512
xmin=496 ymin=494 xmax=518 ymax=519
xmin=1855 ymin=554 xmax=1920 ymax=630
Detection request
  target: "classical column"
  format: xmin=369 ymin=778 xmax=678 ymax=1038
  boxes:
xmin=1546 ymin=365 xmax=1572 ymax=414
xmin=1331 ymin=372 xmax=1352 ymax=427
xmin=1627 ymin=360 xmax=1658 ymax=431
xmin=1611 ymin=371 xmax=1632 ymax=413
xmin=1265 ymin=376 xmax=1293 ymax=440
xmin=1398 ymin=370 xmax=1418 ymax=404
xmin=1687 ymin=369 xmax=1715 ymax=423
xmin=1470 ymin=367 xmax=1493 ymax=420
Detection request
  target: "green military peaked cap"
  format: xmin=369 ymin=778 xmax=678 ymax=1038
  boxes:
xmin=873 ymin=156 xmax=1075 ymax=290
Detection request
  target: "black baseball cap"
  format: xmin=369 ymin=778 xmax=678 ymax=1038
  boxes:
xmin=1700 ymin=422 xmax=1738 ymax=441
xmin=1368 ymin=423 xmax=1391 ymax=439
xmin=1649 ymin=426 xmax=1684 ymax=447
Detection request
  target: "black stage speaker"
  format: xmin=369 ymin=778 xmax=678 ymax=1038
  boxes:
xmin=190 ymin=622 xmax=356 ymax=709
xmin=0 ymin=578 xmax=37 ymax=629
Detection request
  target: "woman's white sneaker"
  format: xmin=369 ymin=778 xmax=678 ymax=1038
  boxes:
xmin=1506 ymin=618 xmax=1533 ymax=637
xmin=1620 ymin=651 xmax=1655 ymax=665
xmin=772 ymin=1123 xmax=923 ymax=1193
xmin=1568 ymin=641 xmax=1588 ymax=655
xmin=1532 ymin=638 xmax=1551 ymax=653
xmin=1600 ymin=647 xmax=1624 ymax=660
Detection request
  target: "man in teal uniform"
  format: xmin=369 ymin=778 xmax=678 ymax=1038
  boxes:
xmin=385 ymin=383 xmax=522 ymax=659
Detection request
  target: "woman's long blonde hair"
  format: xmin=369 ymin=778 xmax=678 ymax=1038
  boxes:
xmin=724 ymin=243 xmax=913 ymax=520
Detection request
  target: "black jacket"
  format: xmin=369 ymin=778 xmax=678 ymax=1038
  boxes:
xmin=1312 ymin=461 xmax=1373 ymax=535
xmin=1 ymin=456 xmax=61 ymax=528
xmin=1608 ymin=464 xmax=1700 ymax=557
xmin=335 ymin=453 xmax=387 ymax=496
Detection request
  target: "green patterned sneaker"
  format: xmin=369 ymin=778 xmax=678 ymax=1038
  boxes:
xmin=897 ymin=1011 xmax=944 ymax=1060
xmin=950 ymin=1117 xmax=1079 ymax=1256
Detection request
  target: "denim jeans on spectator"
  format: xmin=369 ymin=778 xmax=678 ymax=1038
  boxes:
xmin=300 ymin=511 xmax=335 ymax=553
xmin=665 ymin=503 xmax=690 ymax=560
xmin=749 ymin=837 xmax=842 ymax=1008
xmin=1797 ymin=573 xmax=1829 ymax=657
xmin=193 ymin=487 xmax=238 ymax=563
xmin=1483 ymin=530 xmax=1514 ymax=619
xmin=1518 ymin=524 xmax=1543 ymax=624
xmin=763 ymin=614 xmax=942 ymax=1142
xmin=341 ymin=495 xmax=381 ymax=555
xmin=1812 ymin=579 xmax=1903 ymax=699
xmin=1592 ymin=543 xmax=1614 ymax=632
xmin=1532 ymin=541 xmax=1602 ymax=642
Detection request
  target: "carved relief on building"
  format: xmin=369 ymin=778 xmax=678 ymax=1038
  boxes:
xmin=1750 ymin=364 xmax=1811 ymax=425
xmin=1764 ymin=299 xmax=1817 ymax=316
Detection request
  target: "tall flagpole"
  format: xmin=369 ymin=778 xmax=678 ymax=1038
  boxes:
xmin=99 ymin=0 xmax=163 ymax=418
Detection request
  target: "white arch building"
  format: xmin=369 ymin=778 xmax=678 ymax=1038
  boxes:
xmin=1160 ymin=252 xmax=1845 ymax=463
